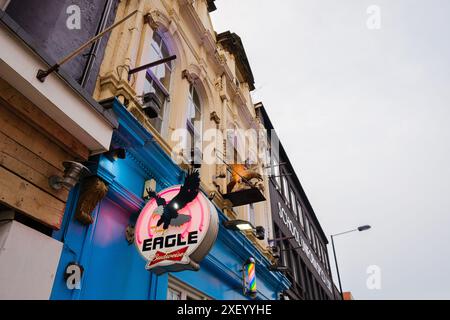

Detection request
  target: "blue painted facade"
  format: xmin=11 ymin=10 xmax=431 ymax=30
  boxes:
xmin=50 ymin=99 xmax=289 ymax=300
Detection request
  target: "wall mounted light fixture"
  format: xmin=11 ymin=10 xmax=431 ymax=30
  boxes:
xmin=268 ymin=261 xmax=289 ymax=272
xmin=49 ymin=161 xmax=90 ymax=191
xmin=222 ymin=219 xmax=266 ymax=240
xmin=107 ymin=148 xmax=126 ymax=160
xmin=125 ymin=225 xmax=135 ymax=245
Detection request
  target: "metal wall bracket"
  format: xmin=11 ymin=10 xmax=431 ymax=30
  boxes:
xmin=126 ymin=225 xmax=135 ymax=245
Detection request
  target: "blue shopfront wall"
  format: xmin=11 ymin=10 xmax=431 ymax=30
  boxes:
xmin=51 ymin=98 xmax=289 ymax=300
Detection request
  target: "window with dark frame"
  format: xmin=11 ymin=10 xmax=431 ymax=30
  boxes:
xmin=282 ymin=175 xmax=290 ymax=206
xmin=297 ymin=202 xmax=304 ymax=228
xmin=142 ymin=31 xmax=173 ymax=133
xmin=186 ymin=84 xmax=202 ymax=162
xmin=290 ymin=189 xmax=297 ymax=213
xmin=272 ymin=155 xmax=281 ymax=189
xmin=305 ymin=216 xmax=311 ymax=240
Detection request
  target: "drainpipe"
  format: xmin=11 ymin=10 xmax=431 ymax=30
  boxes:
xmin=80 ymin=0 xmax=115 ymax=88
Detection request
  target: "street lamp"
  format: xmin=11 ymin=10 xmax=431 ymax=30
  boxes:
xmin=330 ymin=225 xmax=371 ymax=300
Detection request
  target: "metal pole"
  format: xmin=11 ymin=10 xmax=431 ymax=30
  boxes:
xmin=37 ymin=9 xmax=139 ymax=82
xmin=331 ymin=235 xmax=344 ymax=300
xmin=127 ymin=55 xmax=177 ymax=79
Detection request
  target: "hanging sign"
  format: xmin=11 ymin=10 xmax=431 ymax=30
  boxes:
xmin=135 ymin=171 xmax=219 ymax=275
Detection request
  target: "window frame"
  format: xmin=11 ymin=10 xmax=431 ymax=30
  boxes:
xmin=142 ymin=30 xmax=174 ymax=134
xmin=272 ymin=156 xmax=281 ymax=189
xmin=186 ymin=84 xmax=203 ymax=160
xmin=282 ymin=175 xmax=290 ymax=206
xmin=167 ymin=276 xmax=211 ymax=300
xmin=297 ymin=202 xmax=304 ymax=228
xmin=304 ymin=216 xmax=311 ymax=240
xmin=248 ymin=203 xmax=255 ymax=226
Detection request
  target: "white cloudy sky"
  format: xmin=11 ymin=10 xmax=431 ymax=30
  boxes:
xmin=212 ymin=0 xmax=450 ymax=300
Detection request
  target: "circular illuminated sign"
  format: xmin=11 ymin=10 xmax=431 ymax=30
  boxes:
xmin=135 ymin=185 xmax=219 ymax=275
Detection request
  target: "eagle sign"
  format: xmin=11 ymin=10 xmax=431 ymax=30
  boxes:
xmin=135 ymin=170 xmax=219 ymax=274
xmin=146 ymin=170 xmax=201 ymax=230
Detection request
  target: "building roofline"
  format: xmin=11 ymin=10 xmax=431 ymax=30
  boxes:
xmin=207 ymin=0 xmax=217 ymax=12
xmin=217 ymin=31 xmax=255 ymax=91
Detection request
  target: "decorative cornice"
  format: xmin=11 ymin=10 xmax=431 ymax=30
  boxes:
xmin=206 ymin=0 xmax=217 ymax=12
xmin=125 ymin=149 xmax=161 ymax=184
xmin=217 ymin=31 xmax=255 ymax=91
xmin=107 ymin=178 xmax=146 ymax=214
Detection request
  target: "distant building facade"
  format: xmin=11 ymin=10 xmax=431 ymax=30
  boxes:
xmin=256 ymin=102 xmax=338 ymax=300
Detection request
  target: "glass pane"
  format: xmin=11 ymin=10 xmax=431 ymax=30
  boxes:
xmin=193 ymin=88 xmax=201 ymax=108
xmin=273 ymin=158 xmax=281 ymax=187
xmin=167 ymin=288 xmax=181 ymax=300
xmin=187 ymin=86 xmax=202 ymax=136
xmin=291 ymin=191 xmax=296 ymax=211
xmin=150 ymin=43 xmax=160 ymax=61
xmin=160 ymin=38 xmax=170 ymax=59
xmin=305 ymin=219 xmax=311 ymax=239
xmin=283 ymin=177 xmax=290 ymax=204
xmin=148 ymin=32 xmax=171 ymax=92
xmin=153 ymin=31 xmax=162 ymax=47
xmin=159 ymin=64 xmax=171 ymax=90
xmin=143 ymin=77 xmax=153 ymax=94
xmin=297 ymin=202 xmax=304 ymax=227
xmin=248 ymin=204 xmax=255 ymax=225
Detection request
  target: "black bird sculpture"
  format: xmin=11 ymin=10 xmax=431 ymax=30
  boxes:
xmin=147 ymin=170 xmax=201 ymax=230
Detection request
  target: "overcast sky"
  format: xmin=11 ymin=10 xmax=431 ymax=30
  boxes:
xmin=212 ymin=0 xmax=450 ymax=300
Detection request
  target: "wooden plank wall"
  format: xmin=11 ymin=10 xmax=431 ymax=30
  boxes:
xmin=0 ymin=77 xmax=90 ymax=230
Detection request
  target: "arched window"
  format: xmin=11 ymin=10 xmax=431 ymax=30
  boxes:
xmin=186 ymin=84 xmax=202 ymax=163
xmin=142 ymin=31 xmax=173 ymax=133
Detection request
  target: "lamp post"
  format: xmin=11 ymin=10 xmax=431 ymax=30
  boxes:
xmin=330 ymin=225 xmax=371 ymax=300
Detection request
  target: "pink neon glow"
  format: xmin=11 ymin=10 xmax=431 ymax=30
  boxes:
xmin=180 ymin=203 xmax=192 ymax=238
xmin=136 ymin=198 xmax=155 ymax=245
xmin=136 ymin=186 xmax=208 ymax=245
xmin=199 ymin=195 xmax=206 ymax=232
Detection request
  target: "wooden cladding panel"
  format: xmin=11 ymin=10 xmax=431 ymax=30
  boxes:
xmin=0 ymin=166 xmax=65 ymax=229
xmin=0 ymin=131 xmax=69 ymax=202
xmin=0 ymin=103 xmax=71 ymax=171
xmin=0 ymin=80 xmax=90 ymax=229
xmin=0 ymin=77 xmax=89 ymax=160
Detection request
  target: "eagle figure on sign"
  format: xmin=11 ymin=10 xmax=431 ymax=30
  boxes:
xmin=147 ymin=170 xmax=201 ymax=230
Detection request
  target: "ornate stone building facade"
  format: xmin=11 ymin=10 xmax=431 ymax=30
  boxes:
xmin=94 ymin=0 xmax=274 ymax=254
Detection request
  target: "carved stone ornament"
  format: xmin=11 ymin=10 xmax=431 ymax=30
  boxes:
xmin=210 ymin=111 xmax=221 ymax=125
xmin=182 ymin=69 xmax=198 ymax=85
xmin=144 ymin=11 xmax=161 ymax=30
xmin=214 ymin=76 xmax=223 ymax=91
xmin=226 ymin=163 xmax=263 ymax=194
xmin=75 ymin=176 xmax=109 ymax=225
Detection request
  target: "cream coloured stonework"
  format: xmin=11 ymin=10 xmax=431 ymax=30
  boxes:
xmin=94 ymin=0 xmax=273 ymax=257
